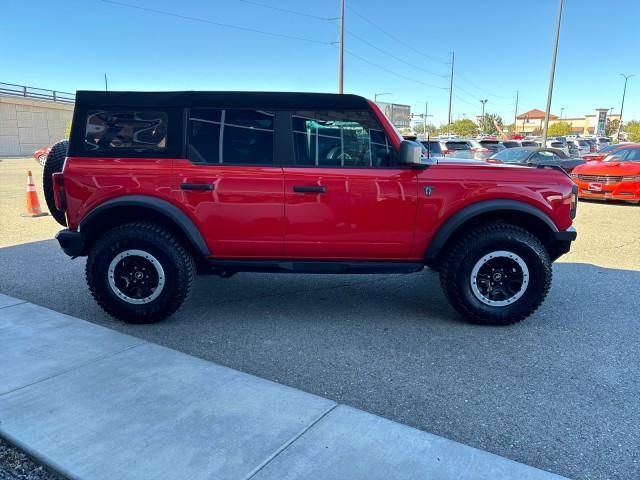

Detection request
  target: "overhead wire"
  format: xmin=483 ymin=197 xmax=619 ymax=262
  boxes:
xmin=100 ymin=0 xmax=332 ymax=45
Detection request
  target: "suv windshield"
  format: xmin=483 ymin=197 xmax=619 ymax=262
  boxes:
xmin=445 ymin=141 xmax=470 ymax=150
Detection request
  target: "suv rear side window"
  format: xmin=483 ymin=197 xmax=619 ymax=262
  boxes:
xmin=188 ymin=108 xmax=274 ymax=165
xmin=291 ymin=110 xmax=392 ymax=167
xmin=84 ymin=110 xmax=168 ymax=152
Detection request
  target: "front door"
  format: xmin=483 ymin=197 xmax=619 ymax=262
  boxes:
xmin=173 ymin=108 xmax=284 ymax=258
xmin=283 ymin=110 xmax=418 ymax=259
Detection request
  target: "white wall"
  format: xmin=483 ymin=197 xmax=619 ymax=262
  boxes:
xmin=0 ymin=96 xmax=73 ymax=156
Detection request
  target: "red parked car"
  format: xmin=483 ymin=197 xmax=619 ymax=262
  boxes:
xmin=43 ymin=91 xmax=577 ymax=326
xmin=33 ymin=145 xmax=51 ymax=166
xmin=571 ymin=145 xmax=640 ymax=203
xmin=581 ymin=143 xmax=637 ymax=162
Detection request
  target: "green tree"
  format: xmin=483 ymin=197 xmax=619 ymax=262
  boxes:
xmin=412 ymin=123 xmax=438 ymax=135
xmin=605 ymin=119 xmax=620 ymax=137
xmin=64 ymin=120 xmax=72 ymax=139
xmin=547 ymin=121 xmax=572 ymax=136
xmin=478 ymin=114 xmax=503 ymax=135
xmin=439 ymin=119 xmax=478 ymax=137
xmin=624 ymin=120 xmax=640 ymax=142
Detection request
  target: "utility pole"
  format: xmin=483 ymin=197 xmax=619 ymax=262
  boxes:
xmin=104 ymin=73 xmax=108 ymax=92
xmin=542 ymin=0 xmax=564 ymax=143
xmin=618 ymin=73 xmax=634 ymax=140
xmin=338 ymin=0 xmax=345 ymax=94
xmin=447 ymin=51 xmax=454 ymax=135
xmin=560 ymin=107 xmax=564 ymax=119
xmin=513 ymin=90 xmax=519 ymax=135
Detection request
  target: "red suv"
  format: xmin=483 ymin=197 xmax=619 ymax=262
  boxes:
xmin=45 ymin=91 xmax=577 ymax=326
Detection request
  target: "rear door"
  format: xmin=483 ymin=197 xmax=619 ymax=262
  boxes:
xmin=172 ymin=108 xmax=284 ymax=258
xmin=283 ymin=110 xmax=418 ymax=259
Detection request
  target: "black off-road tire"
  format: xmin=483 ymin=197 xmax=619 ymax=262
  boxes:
xmin=439 ymin=224 xmax=552 ymax=326
xmin=43 ymin=140 xmax=68 ymax=226
xmin=86 ymin=222 xmax=195 ymax=324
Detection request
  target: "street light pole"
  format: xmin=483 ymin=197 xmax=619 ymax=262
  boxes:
xmin=374 ymin=92 xmax=391 ymax=102
xmin=424 ymin=102 xmax=428 ymax=136
xmin=338 ymin=0 xmax=345 ymax=94
xmin=542 ymin=0 xmax=564 ymax=144
xmin=447 ymin=51 xmax=454 ymax=135
xmin=618 ymin=73 xmax=634 ymax=140
xmin=560 ymin=107 xmax=564 ymax=119
xmin=480 ymin=99 xmax=488 ymax=131
xmin=513 ymin=90 xmax=519 ymax=135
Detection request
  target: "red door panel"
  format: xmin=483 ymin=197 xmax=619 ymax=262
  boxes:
xmin=172 ymin=160 xmax=284 ymax=257
xmin=284 ymin=167 xmax=418 ymax=259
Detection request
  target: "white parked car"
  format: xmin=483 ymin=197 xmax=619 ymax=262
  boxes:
xmin=546 ymin=138 xmax=569 ymax=156
xmin=573 ymin=138 xmax=591 ymax=157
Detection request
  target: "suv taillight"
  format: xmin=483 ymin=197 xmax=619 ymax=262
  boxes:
xmin=52 ymin=173 xmax=66 ymax=211
xmin=570 ymin=184 xmax=578 ymax=219
xmin=442 ymin=149 xmax=450 ymax=156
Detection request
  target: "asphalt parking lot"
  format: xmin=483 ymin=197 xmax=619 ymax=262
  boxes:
xmin=1 ymin=157 xmax=639 ymax=480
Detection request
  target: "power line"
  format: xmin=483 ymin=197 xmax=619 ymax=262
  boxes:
xmin=235 ymin=0 xmax=331 ymax=21
xmin=343 ymin=48 xmax=449 ymax=90
xmin=346 ymin=4 xmax=448 ymax=65
xmin=456 ymin=72 xmax=511 ymax=99
xmin=101 ymin=0 xmax=332 ymax=45
xmin=344 ymin=28 xmax=447 ymax=79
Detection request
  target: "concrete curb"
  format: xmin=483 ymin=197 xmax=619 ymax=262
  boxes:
xmin=0 ymin=293 xmax=567 ymax=479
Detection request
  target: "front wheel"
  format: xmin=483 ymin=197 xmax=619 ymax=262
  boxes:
xmin=86 ymin=222 xmax=195 ymax=323
xmin=37 ymin=154 xmax=47 ymax=166
xmin=439 ymin=224 xmax=552 ymax=326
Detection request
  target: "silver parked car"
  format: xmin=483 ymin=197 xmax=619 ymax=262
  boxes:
xmin=465 ymin=139 xmax=505 ymax=160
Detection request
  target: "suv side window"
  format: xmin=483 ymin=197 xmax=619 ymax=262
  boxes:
xmin=188 ymin=108 xmax=274 ymax=165
xmin=291 ymin=110 xmax=392 ymax=167
xmin=84 ymin=110 xmax=168 ymax=152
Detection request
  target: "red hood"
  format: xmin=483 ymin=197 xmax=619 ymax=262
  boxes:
xmin=574 ymin=161 xmax=640 ymax=176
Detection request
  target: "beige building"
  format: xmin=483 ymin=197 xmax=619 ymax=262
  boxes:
xmin=515 ymin=108 xmax=620 ymax=136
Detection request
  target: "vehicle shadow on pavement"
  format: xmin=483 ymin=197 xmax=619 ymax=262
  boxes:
xmin=0 ymin=239 xmax=638 ymax=329
xmin=1 ymin=240 xmax=639 ymax=480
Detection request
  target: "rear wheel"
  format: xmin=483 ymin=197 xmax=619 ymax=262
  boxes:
xmin=37 ymin=154 xmax=47 ymax=166
xmin=86 ymin=222 xmax=195 ymax=323
xmin=439 ymin=224 xmax=552 ymax=325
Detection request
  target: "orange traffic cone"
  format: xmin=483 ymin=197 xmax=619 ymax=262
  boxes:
xmin=21 ymin=170 xmax=48 ymax=217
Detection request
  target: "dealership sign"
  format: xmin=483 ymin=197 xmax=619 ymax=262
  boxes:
xmin=595 ymin=109 xmax=608 ymax=136
xmin=376 ymin=102 xmax=411 ymax=128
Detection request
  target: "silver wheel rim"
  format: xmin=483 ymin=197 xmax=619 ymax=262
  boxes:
xmin=38 ymin=155 xmax=47 ymax=166
xmin=107 ymin=249 xmax=165 ymax=305
xmin=470 ymin=250 xmax=529 ymax=307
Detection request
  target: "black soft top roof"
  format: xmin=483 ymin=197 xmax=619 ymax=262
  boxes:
xmin=75 ymin=91 xmax=370 ymax=110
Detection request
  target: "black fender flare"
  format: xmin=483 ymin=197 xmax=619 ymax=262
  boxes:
xmin=424 ymin=199 xmax=558 ymax=260
xmin=80 ymin=195 xmax=210 ymax=256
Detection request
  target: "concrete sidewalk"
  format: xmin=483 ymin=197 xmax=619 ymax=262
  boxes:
xmin=0 ymin=293 xmax=566 ymax=480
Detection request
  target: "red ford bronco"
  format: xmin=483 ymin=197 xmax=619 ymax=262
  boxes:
xmin=45 ymin=91 xmax=577 ymax=325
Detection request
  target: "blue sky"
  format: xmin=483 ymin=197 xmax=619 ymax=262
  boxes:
xmin=2 ymin=0 xmax=638 ymax=125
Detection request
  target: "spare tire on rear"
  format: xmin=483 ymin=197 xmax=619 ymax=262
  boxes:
xmin=43 ymin=140 xmax=68 ymax=226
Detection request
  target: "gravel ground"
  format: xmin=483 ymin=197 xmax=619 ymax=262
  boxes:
xmin=0 ymin=158 xmax=638 ymax=479
xmin=0 ymin=438 xmax=62 ymax=480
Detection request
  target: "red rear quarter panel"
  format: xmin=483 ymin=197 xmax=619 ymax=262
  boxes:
xmin=409 ymin=162 xmax=575 ymax=259
xmin=63 ymin=156 xmax=176 ymax=230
